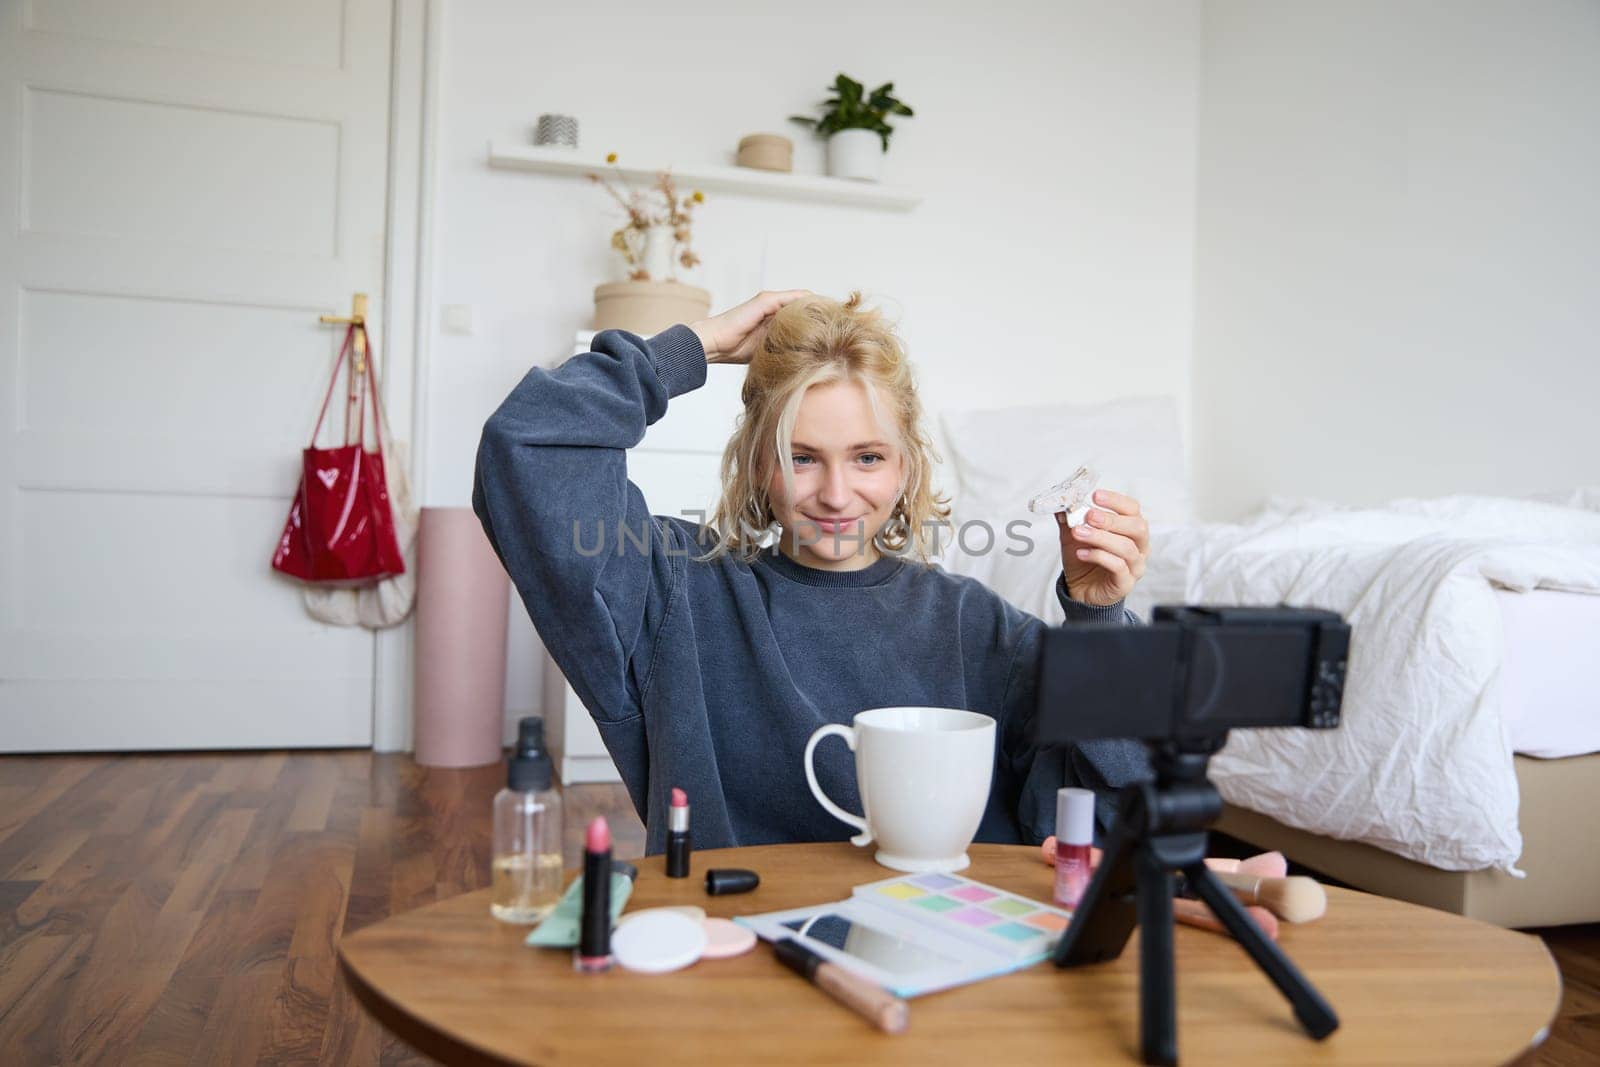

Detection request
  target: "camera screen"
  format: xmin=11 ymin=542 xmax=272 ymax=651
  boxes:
xmin=1032 ymin=605 xmax=1347 ymax=744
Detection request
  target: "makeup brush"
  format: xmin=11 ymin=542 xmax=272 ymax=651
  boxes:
xmin=1039 ymin=838 xmax=1287 ymax=881
xmin=1209 ymin=871 xmax=1327 ymax=923
xmin=1172 ymin=898 xmax=1280 ymax=941
xmin=1036 ymin=838 xmax=1288 ymax=939
xmin=1203 ymin=851 xmax=1288 ymax=879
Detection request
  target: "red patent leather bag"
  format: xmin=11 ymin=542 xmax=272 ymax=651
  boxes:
xmin=271 ymin=324 xmax=406 ymax=584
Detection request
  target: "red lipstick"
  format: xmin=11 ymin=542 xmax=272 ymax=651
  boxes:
xmin=575 ymin=816 xmax=613 ymax=972
xmin=666 ymin=787 xmax=691 ymax=879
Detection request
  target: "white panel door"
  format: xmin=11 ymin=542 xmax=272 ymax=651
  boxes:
xmin=0 ymin=1 xmax=395 ymax=750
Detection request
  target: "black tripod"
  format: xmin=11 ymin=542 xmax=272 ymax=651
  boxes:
xmin=1053 ymin=738 xmax=1340 ymax=1066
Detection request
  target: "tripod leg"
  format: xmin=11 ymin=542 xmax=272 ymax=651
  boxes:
xmin=1135 ymin=846 xmax=1178 ymax=1067
xmin=1184 ymin=864 xmax=1340 ymax=1040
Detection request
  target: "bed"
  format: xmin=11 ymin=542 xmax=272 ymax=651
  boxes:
xmin=937 ymin=398 xmax=1600 ymax=928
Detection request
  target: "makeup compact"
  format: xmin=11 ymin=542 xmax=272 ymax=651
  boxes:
xmin=612 ymin=911 xmax=708 ymax=974
xmin=736 ymin=872 xmax=1073 ymax=997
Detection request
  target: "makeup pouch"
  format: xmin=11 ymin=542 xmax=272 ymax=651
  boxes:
xmin=525 ymin=865 xmax=637 ymax=948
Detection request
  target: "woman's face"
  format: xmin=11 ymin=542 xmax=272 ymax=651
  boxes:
xmin=766 ymin=380 xmax=905 ymax=572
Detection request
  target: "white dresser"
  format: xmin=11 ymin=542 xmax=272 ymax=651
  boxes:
xmin=543 ymin=330 xmax=745 ymax=783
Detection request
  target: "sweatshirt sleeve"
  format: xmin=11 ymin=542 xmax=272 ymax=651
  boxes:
xmin=1003 ymin=573 xmax=1150 ymax=844
xmin=472 ymin=324 xmax=708 ymax=730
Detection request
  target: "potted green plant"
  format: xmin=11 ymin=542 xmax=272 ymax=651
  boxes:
xmin=790 ymin=74 xmax=914 ymax=182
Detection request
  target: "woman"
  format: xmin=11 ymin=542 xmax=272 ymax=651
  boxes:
xmin=473 ymin=290 xmax=1151 ymax=855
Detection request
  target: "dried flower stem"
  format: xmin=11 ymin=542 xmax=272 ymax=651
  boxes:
xmin=587 ymin=155 xmax=704 ymax=280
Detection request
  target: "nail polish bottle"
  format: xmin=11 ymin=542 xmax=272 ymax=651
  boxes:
xmin=1055 ymin=787 xmax=1095 ymax=909
xmin=491 ymin=716 xmax=563 ymax=924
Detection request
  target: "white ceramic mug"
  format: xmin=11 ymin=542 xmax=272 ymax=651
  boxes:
xmin=803 ymin=706 xmax=996 ymax=872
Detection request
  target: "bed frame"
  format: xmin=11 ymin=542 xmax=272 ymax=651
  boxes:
xmin=1216 ymin=752 xmax=1600 ymax=929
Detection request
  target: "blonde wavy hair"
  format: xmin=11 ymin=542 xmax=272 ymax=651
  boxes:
xmin=697 ymin=292 xmax=951 ymax=565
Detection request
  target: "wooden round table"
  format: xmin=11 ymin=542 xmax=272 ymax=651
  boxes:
xmin=338 ymin=843 xmax=1560 ymax=1066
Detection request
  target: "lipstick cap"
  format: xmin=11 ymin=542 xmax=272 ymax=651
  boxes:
xmin=704 ymin=868 xmax=760 ymax=896
xmin=1056 ymin=787 xmax=1096 ymax=846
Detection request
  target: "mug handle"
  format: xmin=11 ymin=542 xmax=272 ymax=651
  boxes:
xmin=804 ymin=723 xmax=872 ymax=847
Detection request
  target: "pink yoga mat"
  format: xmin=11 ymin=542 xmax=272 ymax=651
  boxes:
xmin=413 ymin=507 xmax=509 ymax=768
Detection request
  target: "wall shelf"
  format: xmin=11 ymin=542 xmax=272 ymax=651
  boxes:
xmin=486 ymin=141 xmax=921 ymax=211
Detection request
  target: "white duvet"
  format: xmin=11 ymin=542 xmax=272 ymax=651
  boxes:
xmin=944 ymin=494 xmax=1600 ymax=874
xmin=1183 ymin=495 xmax=1600 ymax=874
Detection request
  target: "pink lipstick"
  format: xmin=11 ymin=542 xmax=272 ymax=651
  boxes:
xmin=666 ymin=787 xmax=691 ymax=878
xmin=575 ymin=816 xmax=613 ymax=972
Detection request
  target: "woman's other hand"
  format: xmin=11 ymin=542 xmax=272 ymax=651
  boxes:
xmin=1058 ymin=489 xmax=1150 ymax=607
xmin=690 ymin=290 xmax=812 ymax=365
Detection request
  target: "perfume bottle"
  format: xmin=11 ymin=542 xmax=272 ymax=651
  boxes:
xmin=491 ymin=716 xmax=563 ymax=924
xmin=1054 ymin=787 xmax=1095 ymax=909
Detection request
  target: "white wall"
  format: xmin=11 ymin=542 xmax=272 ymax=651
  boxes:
xmin=424 ymin=1 xmax=1201 ymax=728
xmin=1192 ymin=1 xmax=1600 ymax=519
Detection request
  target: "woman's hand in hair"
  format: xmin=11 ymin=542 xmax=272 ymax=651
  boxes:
xmin=690 ymin=290 xmax=812 ymax=365
xmin=1058 ymin=489 xmax=1150 ymax=608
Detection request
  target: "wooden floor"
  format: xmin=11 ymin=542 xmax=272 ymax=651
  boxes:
xmin=0 ymin=750 xmax=642 ymax=1066
xmin=0 ymin=751 xmax=1593 ymax=1066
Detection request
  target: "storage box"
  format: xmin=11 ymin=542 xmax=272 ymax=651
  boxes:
xmin=593 ymin=280 xmax=711 ymax=335
xmin=736 ymin=133 xmax=793 ymax=173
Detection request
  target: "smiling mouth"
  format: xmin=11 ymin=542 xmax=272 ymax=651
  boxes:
xmin=805 ymin=515 xmax=862 ymax=529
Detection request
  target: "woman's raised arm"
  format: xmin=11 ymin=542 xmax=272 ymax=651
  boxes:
xmin=470 ymin=291 xmax=811 ymax=732
xmin=472 ymin=326 xmax=706 ymax=731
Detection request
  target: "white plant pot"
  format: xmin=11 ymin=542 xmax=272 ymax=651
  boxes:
xmin=827 ymin=129 xmax=884 ymax=182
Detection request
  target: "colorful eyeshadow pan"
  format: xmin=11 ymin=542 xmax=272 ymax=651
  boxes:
xmin=850 ymin=873 xmax=1074 ymax=962
xmin=911 ymin=873 xmax=962 ymax=890
xmin=913 ymin=895 xmax=961 ymax=913
xmin=950 ymin=906 xmax=1002 ymax=926
xmin=949 ymin=885 xmax=997 ymax=903
xmin=875 ymin=883 xmax=926 ymax=900
xmin=984 ymin=898 xmax=1035 ymax=917
xmin=990 ymin=922 xmax=1041 ymax=943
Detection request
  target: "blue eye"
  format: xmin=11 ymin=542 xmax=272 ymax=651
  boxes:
xmin=792 ymin=454 xmax=814 ymax=466
xmin=859 ymin=453 xmax=883 ymax=466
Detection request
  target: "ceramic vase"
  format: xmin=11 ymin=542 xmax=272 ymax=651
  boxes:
xmin=641 ymin=223 xmax=675 ymax=281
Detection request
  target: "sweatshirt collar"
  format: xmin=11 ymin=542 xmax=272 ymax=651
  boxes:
xmin=757 ymin=545 xmax=906 ymax=588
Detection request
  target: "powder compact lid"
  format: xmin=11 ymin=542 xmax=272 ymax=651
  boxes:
xmin=621 ymin=905 xmax=706 ymax=924
xmin=611 ymin=911 xmax=708 ymax=974
xmin=700 ymin=917 xmax=757 ymax=960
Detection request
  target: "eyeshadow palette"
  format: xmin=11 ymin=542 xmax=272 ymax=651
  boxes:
xmin=852 ymin=872 xmax=1072 ymax=961
xmin=735 ymin=872 xmax=1074 ymax=997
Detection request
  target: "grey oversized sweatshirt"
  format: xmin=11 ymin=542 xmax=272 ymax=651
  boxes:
xmin=473 ymin=325 xmax=1150 ymax=855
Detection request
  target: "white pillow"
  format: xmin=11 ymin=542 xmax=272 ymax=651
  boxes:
xmin=938 ymin=395 xmax=1192 ymax=524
